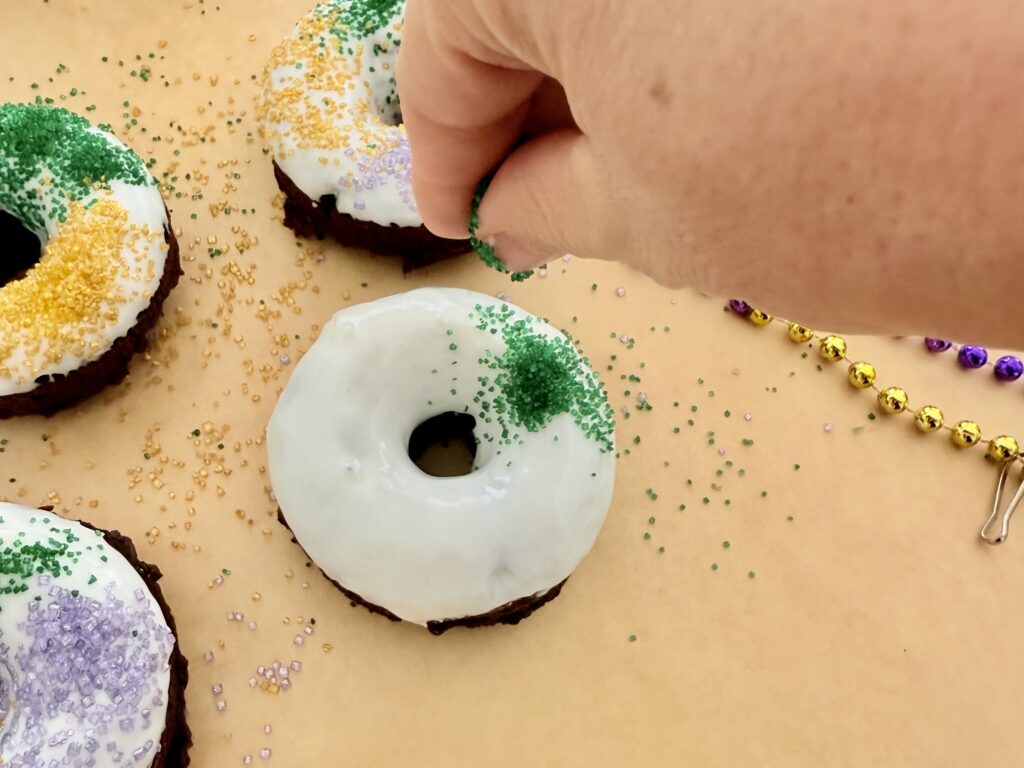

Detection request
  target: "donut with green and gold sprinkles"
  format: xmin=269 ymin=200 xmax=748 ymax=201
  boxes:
xmin=0 ymin=502 xmax=191 ymax=767
xmin=258 ymin=0 xmax=469 ymax=265
xmin=268 ymin=288 xmax=616 ymax=632
xmin=0 ymin=104 xmax=181 ymax=418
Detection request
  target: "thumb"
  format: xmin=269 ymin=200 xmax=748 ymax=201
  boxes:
xmin=474 ymin=130 xmax=625 ymax=272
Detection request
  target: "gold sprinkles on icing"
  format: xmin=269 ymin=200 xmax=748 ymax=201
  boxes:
xmin=0 ymin=197 xmax=162 ymax=384
xmin=258 ymin=2 xmax=413 ymax=213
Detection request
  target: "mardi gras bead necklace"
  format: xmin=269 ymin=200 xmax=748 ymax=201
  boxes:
xmin=728 ymin=299 xmax=1023 ymax=545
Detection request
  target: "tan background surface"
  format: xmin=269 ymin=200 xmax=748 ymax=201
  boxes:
xmin=3 ymin=2 xmax=1022 ymax=766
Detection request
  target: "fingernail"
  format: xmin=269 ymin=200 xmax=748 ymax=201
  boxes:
xmin=490 ymin=233 xmax=559 ymax=271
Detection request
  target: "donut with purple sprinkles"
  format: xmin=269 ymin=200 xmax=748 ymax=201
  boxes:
xmin=0 ymin=502 xmax=190 ymax=767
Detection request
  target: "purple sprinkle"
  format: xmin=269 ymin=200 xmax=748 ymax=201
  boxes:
xmin=994 ymin=355 xmax=1024 ymax=382
xmin=958 ymin=344 xmax=988 ymax=369
xmin=924 ymin=337 xmax=953 ymax=352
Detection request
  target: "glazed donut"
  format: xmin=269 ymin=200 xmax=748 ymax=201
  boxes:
xmin=0 ymin=104 xmax=180 ymax=418
xmin=268 ymin=288 xmax=616 ymax=633
xmin=258 ymin=0 xmax=468 ymax=264
xmin=0 ymin=502 xmax=190 ymax=767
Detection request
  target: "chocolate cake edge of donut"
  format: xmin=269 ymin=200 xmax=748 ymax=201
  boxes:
xmin=0 ymin=211 xmax=183 ymax=420
xmin=272 ymin=161 xmax=471 ymax=270
xmin=46 ymin=508 xmax=192 ymax=768
xmin=276 ymin=509 xmax=567 ymax=635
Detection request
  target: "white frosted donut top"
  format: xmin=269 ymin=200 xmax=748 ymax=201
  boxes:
xmin=0 ymin=503 xmax=175 ymax=767
xmin=268 ymin=288 xmax=617 ymax=626
xmin=0 ymin=104 xmax=169 ymax=397
xmin=258 ymin=0 xmax=420 ymax=227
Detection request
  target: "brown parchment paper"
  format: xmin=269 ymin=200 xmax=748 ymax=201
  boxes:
xmin=2 ymin=2 xmax=1022 ymax=766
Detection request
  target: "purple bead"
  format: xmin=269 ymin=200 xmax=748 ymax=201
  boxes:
xmin=957 ymin=345 xmax=988 ymax=369
xmin=994 ymin=355 xmax=1024 ymax=382
xmin=728 ymin=299 xmax=752 ymax=315
xmin=924 ymin=337 xmax=952 ymax=352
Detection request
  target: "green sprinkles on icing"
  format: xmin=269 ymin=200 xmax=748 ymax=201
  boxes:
xmin=0 ymin=517 xmax=88 ymax=604
xmin=471 ymin=303 xmax=614 ymax=451
xmin=468 ymin=176 xmax=534 ymax=282
xmin=318 ymin=0 xmax=405 ymax=44
xmin=0 ymin=103 xmax=152 ymax=234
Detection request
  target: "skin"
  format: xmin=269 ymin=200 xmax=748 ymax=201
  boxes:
xmin=397 ymin=1 xmax=1024 ymax=346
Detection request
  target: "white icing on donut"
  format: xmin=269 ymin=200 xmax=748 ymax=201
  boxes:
xmin=0 ymin=503 xmax=174 ymax=767
xmin=267 ymin=288 xmax=616 ymax=626
xmin=0 ymin=110 xmax=169 ymax=397
xmin=258 ymin=0 xmax=420 ymax=227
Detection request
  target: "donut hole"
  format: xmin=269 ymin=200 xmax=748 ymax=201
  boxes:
xmin=408 ymin=411 xmax=478 ymax=477
xmin=0 ymin=209 xmax=43 ymax=286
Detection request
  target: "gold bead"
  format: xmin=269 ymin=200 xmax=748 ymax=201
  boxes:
xmin=915 ymin=405 xmax=944 ymax=432
xmin=819 ymin=335 xmax=846 ymax=362
xmin=748 ymin=309 xmax=772 ymax=325
xmin=878 ymin=386 xmax=908 ymax=414
xmin=988 ymin=435 xmax=1020 ymax=462
xmin=952 ymin=420 xmax=982 ymax=448
xmin=848 ymin=361 xmax=876 ymax=388
xmin=787 ymin=323 xmax=814 ymax=343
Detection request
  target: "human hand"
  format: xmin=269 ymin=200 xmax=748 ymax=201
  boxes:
xmin=398 ymin=0 xmax=1024 ymax=344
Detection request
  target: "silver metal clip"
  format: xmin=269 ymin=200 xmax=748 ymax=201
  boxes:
xmin=981 ymin=462 xmax=1024 ymax=544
